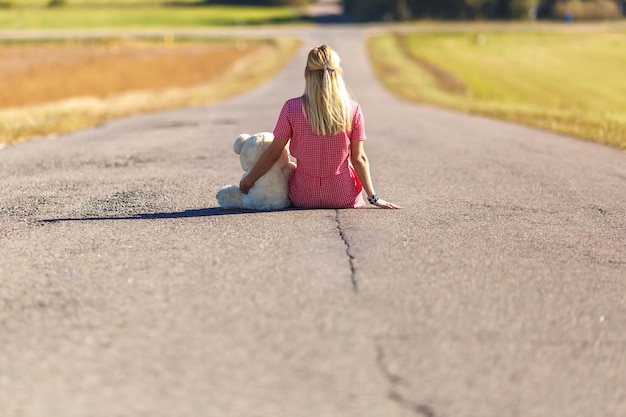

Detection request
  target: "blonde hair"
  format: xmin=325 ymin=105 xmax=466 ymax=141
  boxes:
xmin=303 ymin=45 xmax=352 ymax=136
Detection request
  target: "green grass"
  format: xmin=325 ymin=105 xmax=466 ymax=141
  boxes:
xmin=0 ymin=5 xmax=301 ymax=29
xmin=8 ymin=0 xmax=198 ymax=5
xmin=368 ymin=29 xmax=626 ymax=149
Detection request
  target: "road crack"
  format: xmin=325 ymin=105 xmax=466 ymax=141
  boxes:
xmin=376 ymin=344 xmax=437 ymax=417
xmin=376 ymin=345 xmax=408 ymax=386
xmin=335 ymin=210 xmax=358 ymax=293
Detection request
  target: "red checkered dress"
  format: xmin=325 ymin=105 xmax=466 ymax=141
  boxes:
xmin=273 ymin=97 xmax=367 ymax=209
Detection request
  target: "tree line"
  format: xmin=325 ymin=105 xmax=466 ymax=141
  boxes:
xmin=210 ymin=0 xmax=624 ymax=21
xmin=343 ymin=0 xmax=624 ymax=20
xmin=344 ymin=0 xmax=538 ymax=20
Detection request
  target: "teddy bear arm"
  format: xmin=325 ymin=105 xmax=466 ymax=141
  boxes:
xmin=243 ymin=172 xmax=289 ymax=210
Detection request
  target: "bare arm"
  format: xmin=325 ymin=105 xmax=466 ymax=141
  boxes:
xmin=239 ymin=137 xmax=289 ymax=194
xmin=350 ymin=140 xmax=401 ymax=209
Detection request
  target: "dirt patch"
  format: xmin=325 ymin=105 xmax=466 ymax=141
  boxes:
xmin=0 ymin=39 xmax=262 ymax=109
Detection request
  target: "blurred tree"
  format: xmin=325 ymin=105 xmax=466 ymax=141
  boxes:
xmin=537 ymin=0 xmax=559 ymax=16
xmin=492 ymin=0 xmax=536 ymax=17
xmin=397 ymin=0 xmax=412 ymax=20
xmin=343 ymin=0 xmax=494 ymax=20
xmin=211 ymin=0 xmax=313 ymax=5
xmin=342 ymin=0 xmax=393 ymax=21
xmin=466 ymin=0 xmax=499 ymax=18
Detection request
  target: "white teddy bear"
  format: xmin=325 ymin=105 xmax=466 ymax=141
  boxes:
xmin=216 ymin=132 xmax=296 ymax=211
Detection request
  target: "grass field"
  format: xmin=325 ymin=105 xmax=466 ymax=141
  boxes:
xmin=368 ymin=27 xmax=626 ymax=149
xmin=7 ymin=0 xmax=198 ymax=4
xmin=0 ymin=37 xmax=300 ymax=144
xmin=0 ymin=5 xmax=301 ymax=29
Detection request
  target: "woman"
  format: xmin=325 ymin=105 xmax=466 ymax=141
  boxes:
xmin=239 ymin=44 xmax=400 ymax=210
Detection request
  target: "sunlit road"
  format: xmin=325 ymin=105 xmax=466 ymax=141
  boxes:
xmin=1 ymin=22 xmax=625 ymax=417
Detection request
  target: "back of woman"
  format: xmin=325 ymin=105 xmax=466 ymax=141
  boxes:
xmin=239 ymin=44 xmax=400 ymax=210
xmin=273 ymin=45 xmax=366 ymax=208
xmin=274 ymin=96 xmax=366 ymax=208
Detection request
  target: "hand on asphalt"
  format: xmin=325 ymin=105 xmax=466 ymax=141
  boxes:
xmin=373 ymin=198 xmax=402 ymax=209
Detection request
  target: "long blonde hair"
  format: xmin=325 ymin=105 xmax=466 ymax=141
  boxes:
xmin=303 ymin=45 xmax=352 ymax=136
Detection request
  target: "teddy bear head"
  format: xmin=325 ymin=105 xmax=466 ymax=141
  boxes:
xmin=234 ymin=132 xmax=288 ymax=171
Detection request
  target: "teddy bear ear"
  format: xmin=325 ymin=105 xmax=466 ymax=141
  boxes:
xmin=233 ymin=134 xmax=250 ymax=155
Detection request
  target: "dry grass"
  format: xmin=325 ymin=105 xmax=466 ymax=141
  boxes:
xmin=0 ymin=40 xmax=261 ymax=108
xmin=0 ymin=37 xmax=301 ymax=144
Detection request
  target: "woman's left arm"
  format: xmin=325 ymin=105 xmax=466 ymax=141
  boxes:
xmin=350 ymin=140 xmax=401 ymax=209
xmin=239 ymin=137 xmax=290 ymax=194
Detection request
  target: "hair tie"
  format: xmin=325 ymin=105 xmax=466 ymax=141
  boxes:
xmin=323 ymin=61 xmax=335 ymax=75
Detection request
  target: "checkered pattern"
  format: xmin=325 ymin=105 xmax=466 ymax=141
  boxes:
xmin=273 ymin=97 xmax=367 ymax=209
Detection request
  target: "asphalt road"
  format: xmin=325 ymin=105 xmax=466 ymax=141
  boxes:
xmin=1 ymin=25 xmax=625 ymax=417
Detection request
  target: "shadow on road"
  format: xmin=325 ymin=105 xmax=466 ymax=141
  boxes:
xmin=41 ymin=207 xmax=271 ymax=222
xmin=40 ymin=205 xmax=376 ymax=223
xmin=39 ymin=206 xmax=348 ymax=222
xmin=309 ymin=13 xmax=349 ymax=24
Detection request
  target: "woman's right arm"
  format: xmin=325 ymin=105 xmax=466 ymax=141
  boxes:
xmin=239 ymin=137 xmax=289 ymax=194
